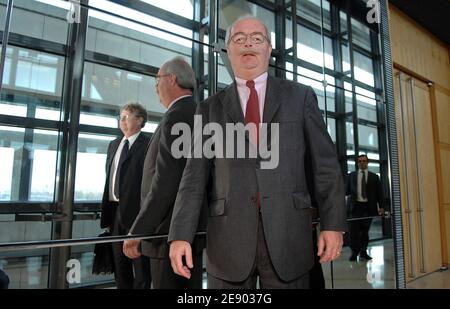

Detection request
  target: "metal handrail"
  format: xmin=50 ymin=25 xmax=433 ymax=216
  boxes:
xmin=0 ymin=215 xmax=386 ymax=252
xmin=0 ymin=232 xmax=206 ymax=252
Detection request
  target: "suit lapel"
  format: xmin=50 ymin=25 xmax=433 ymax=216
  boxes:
xmin=262 ymin=76 xmax=281 ymax=124
xmin=107 ymin=139 xmax=121 ymax=170
xmin=126 ymin=133 xmax=146 ymax=159
xmin=222 ymin=83 xmax=245 ymax=124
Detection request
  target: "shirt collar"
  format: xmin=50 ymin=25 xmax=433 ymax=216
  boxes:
xmin=122 ymin=131 xmax=140 ymax=147
xmin=235 ymin=71 xmax=268 ymax=87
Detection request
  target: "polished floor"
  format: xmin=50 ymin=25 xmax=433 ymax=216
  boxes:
xmin=322 ymin=239 xmax=396 ymax=289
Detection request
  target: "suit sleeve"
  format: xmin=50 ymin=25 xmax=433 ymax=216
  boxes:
xmin=130 ymin=114 xmax=188 ymax=236
xmin=168 ymin=102 xmax=213 ymax=244
xmin=303 ymin=86 xmax=347 ymax=232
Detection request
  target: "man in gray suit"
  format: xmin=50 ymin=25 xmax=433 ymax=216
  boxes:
xmin=169 ymin=16 xmax=347 ymax=289
xmin=123 ymin=57 xmax=205 ymax=289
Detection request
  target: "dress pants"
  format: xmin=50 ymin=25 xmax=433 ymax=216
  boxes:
xmin=110 ymin=203 xmax=151 ymax=289
xmin=350 ymin=202 xmax=373 ymax=254
xmin=150 ymin=253 xmax=203 ymax=289
xmin=208 ymin=213 xmax=309 ymax=289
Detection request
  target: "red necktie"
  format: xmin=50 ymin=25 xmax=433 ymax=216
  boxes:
xmin=245 ymin=80 xmax=260 ymax=147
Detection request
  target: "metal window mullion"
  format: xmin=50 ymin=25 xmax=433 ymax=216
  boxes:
xmin=48 ymin=0 xmax=89 ymax=289
xmin=0 ymin=0 xmax=14 ymax=93
xmin=207 ymin=0 xmax=217 ymax=96
xmin=345 ymin=2 xmax=359 ymax=159
xmin=331 ymin=3 xmax=347 ymax=171
xmin=379 ymin=0 xmax=405 ymax=289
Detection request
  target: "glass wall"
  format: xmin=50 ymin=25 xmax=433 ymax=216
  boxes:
xmin=0 ymin=0 xmax=392 ymax=288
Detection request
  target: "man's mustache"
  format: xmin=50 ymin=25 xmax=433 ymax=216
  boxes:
xmin=238 ymin=48 xmax=259 ymax=56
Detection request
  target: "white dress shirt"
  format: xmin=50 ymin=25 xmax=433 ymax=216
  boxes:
xmin=109 ymin=131 xmax=141 ymax=201
xmin=235 ymin=72 xmax=268 ymax=123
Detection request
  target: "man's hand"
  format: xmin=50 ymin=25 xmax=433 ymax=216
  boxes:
xmin=169 ymin=240 xmax=193 ymax=279
xmin=123 ymin=238 xmax=142 ymax=259
xmin=317 ymin=231 xmax=343 ymax=263
xmin=378 ymin=208 xmax=385 ymax=216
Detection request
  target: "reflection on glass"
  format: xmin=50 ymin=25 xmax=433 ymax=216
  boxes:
xmin=0 ymin=146 xmax=14 ymax=200
xmin=75 ymin=133 xmax=115 ymax=201
xmin=296 ymin=0 xmax=331 ymax=30
xmin=140 ymin=0 xmax=193 ymax=19
xmin=358 ymin=124 xmax=378 ymax=151
xmin=35 ymin=108 xmax=60 ymax=121
xmin=12 ymin=0 xmax=69 ymax=45
xmin=79 ymin=113 xmax=118 ymax=128
xmin=82 ymin=62 xmax=166 ymax=118
xmin=297 ymin=25 xmax=333 ymax=69
xmin=351 ymin=17 xmax=372 ymax=52
xmin=353 ymin=51 xmax=375 ymax=87
xmin=86 ymin=0 xmax=193 ymax=69
xmin=142 ymin=121 xmax=159 ymax=134
xmin=1 ymin=46 xmax=64 ymax=99
xmin=30 ymin=149 xmax=57 ymax=201
xmin=218 ymin=1 xmax=276 ymax=44
xmin=0 ymin=127 xmax=59 ymax=202
xmin=346 ymin=121 xmax=354 ymax=153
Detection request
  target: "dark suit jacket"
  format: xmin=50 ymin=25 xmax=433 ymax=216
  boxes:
xmin=168 ymin=76 xmax=347 ymax=282
xmin=100 ymin=132 xmax=150 ymax=229
xmin=130 ymin=96 xmax=206 ymax=258
xmin=346 ymin=171 xmax=384 ymax=217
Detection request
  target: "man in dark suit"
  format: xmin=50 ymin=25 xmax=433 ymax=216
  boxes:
xmin=346 ymin=154 xmax=385 ymax=261
xmin=168 ymin=16 xmax=347 ymax=289
xmin=100 ymin=102 xmax=151 ymax=289
xmin=123 ymin=57 xmax=205 ymax=289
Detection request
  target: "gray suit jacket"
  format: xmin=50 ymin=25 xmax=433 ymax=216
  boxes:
xmin=168 ymin=76 xmax=347 ymax=282
xmin=130 ymin=96 xmax=206 ymax=258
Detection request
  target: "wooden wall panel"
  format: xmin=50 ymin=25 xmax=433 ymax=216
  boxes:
xmin=388 ymin=5 xmax=450 ymax=91
xmin=435 ymin=89 xmax=450 ymax=145
xmin=440 ymin=148 xmax=450 ymax=204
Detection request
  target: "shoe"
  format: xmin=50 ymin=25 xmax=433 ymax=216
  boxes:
xmin=349 ymin=253 xmax=358 ymax=261
xmin=359 ymin=252 xmax=372 ymax=260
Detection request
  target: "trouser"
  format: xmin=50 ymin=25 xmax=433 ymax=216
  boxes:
xmin=150 ymin=253 xmax=203 ymax=289
xmin=350 ymin=202 xmax=373 ymax=254
xmin=208 ymin=213 xmax=309 ymax=289
xmin=110 ymin=202 xmax=151 ymax=289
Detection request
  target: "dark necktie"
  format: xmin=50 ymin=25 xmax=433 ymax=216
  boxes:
xmin=114 ymin=139 xmax=129 ymax=199
xmin=361 ymin=170 xmax=367 ymax=199
xmin=245 ymin=80 xmax=260 ymax=147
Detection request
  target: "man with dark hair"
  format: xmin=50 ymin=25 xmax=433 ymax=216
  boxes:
xmin=123 ymin=57 xmax=205 ymax=289
xmin=346 ymin=154 xmax=385 ymax=261
xmin=100 ymin=102 xmax=151 ymax=289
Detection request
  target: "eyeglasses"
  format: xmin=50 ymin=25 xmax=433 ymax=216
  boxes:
xmin=155 ymin=73 xmax=171 ymax=85
xmin=228 ymin=32 xmax=269 ymax=45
